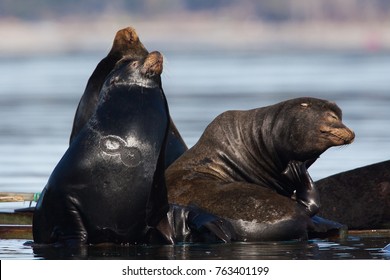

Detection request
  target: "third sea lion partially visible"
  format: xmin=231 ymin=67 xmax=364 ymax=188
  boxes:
xmin=316 ymin=160 xmax=390 ymax=229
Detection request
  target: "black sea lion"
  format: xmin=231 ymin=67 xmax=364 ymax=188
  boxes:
xmin=316 ymin=160 xmax=390 ymax=229
xmin=70 ymin=26 xmax=187 ymax=167
xmin=33 ymin=51 xmax=174 ymax=245
xmin=166 ymin=97 xmax=355 ymax=241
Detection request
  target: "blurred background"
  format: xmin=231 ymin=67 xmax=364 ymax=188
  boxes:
xmin=0 ymin=0 xmax=390 ymax=194
xmin=1 ymin=0 xmax=390 ymax=54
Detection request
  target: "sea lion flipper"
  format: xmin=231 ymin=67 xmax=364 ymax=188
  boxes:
xmin=202 ymin=220 xmax=235 ymax=243
xmin=282 ymin=160 xmax=310 ymax=186
xmin=308 ymin=215 xmax=347 ymax=239
xmin=187 ymin=205 xmax=235 ymax=243
xmin=311 ymin=215 xmax=346 ymax=231
xmin=283 ymin=160 xmax=320 ymax=216
xmin=155 ymin=215 xmax=175 ymax=244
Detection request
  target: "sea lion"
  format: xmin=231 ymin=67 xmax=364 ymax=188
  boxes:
xmin=69 ymin=27 xmax=148 ymax=143
xmin=70 ymin=26 xmax=187 ymax=167
xmin=316 ymin=160 xmax=390 ymax=229
xmin=33 ymin=51 xmax=174 ymax=245
xmin=166 ymin=97 xmax=355 ymax=241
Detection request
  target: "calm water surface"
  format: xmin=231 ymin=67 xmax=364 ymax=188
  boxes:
xmin=0 ymin=51 xmax=389 ymax=259
xmin=0 ymin=237 xmax=389 ymax=260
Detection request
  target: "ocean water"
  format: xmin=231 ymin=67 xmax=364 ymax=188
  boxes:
xmin=0 ymin=51 xmax=389 ymax=259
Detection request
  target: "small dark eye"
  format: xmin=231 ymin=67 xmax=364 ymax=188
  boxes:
xmin=110 ymin=76 xmax=119 ymax=85
xmin=329 ymin=113 xmax=339 ymax=120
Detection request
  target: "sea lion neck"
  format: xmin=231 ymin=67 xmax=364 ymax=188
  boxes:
xmin=257 ymin=104 xmax=295 ymax=167
xmin=211 ymin=108 xmax=291 ymax=194
xmin=246 ymin=108 xmax=294 ymax=190
xmin=92 ymin=85 xmax=164 ymax=135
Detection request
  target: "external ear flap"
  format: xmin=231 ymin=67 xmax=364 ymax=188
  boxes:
xmin=100 ymin=135 xmax=126 ymax=155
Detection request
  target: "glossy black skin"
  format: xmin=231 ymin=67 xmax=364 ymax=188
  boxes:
xmin=33 ymin=54 xmax=172 ymax=245
xmin=69 ymin=27 xmax=148 ymax=144
xmin=316 ymin=160 xmax=390 ymax=229
xmin=164 ymin=122 xmax=188 ymax=167
xmin=69 ymin=27 xmax=187 ymax=168
xmin=167 ymin=97 xmax=354 ymax=241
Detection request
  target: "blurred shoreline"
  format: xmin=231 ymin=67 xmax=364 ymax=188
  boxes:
xmin=1 ymin=14 xmax=390 ymax=56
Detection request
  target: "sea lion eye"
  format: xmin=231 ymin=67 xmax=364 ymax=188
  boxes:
xmin=131 ymin=61 xmax=139 ymax=68
xmin=110 ymin=76 xmax=119 ymax=85
xmin=328 ymin=112 xmax=339 ymax=121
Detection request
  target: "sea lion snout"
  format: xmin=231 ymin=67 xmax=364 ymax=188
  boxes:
xmin=316 ymin=105 xmax=355 ymax=146
xmin=111 ymin=27 xmax=144 ymax=54
xmin=320 ymin=124 xmax=355 ymax=145
xmin=122 ymin=27 xmax=139 ymax=43
xmin=341 ymin=127 xmax=355 ymax=144
xmin=142 ymin=51 xmax=163 ymax=76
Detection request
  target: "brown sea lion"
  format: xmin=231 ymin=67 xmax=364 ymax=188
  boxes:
xmin=166 ymin=97 xmax=355 ymax=241
xmin=316 ymin=160 xmax=390 ymax=229
xmin=70 ymin=26 xmax=187 ymax=167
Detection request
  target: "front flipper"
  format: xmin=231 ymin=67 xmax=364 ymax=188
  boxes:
xmin=187 ymin=205 xmax=236 ymax=243
xmin=308 ymin=215 xmax=347 ymax=239
xmin=167 ymin=204 xmax=236 ymax=243
xmin=53 ymin=196 xmax=89 ymax=246
xmin=33 ymin=187 xmax=89 ymax=246
xmin=155 ymin=215 xmax=175 ymax=244
xmin=282 ymin=160 xmax=320 ymax=216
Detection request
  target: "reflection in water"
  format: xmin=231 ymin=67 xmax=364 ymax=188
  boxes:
xmin=11 ymin=240 xmax=321 ymax=260
xmin=0 ymin=237 xmax=385 ymax=260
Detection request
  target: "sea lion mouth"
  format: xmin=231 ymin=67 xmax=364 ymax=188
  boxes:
xmin=320 ymin=126 xmax=355 ymax=145
xmin=141 ymin=51 xmax=163 ymax=76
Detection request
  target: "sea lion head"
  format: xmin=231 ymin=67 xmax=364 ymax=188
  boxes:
xmin=270 ymin=97 xmax=355 ymax=163
xmin=103 ymin=51 xmax=164 ymax=91
xmin=110 ymin=26 xmax=148 ymax=58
